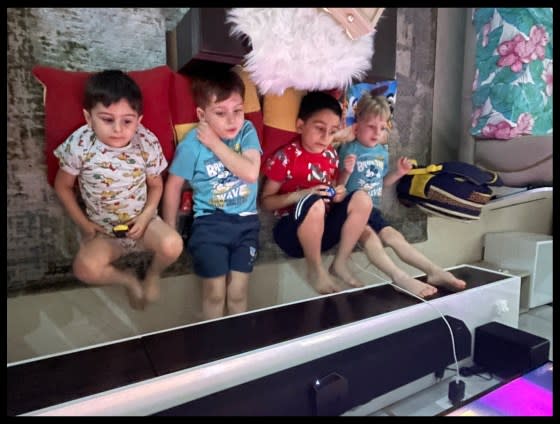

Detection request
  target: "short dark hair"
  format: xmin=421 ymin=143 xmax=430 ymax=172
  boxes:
xmin=191 ymin=68 xmax=245 ymax=109
xmin=83 ymin=70 xmax=143 ymax=115
xmin=298 ymin=91 xmax=342 ymax=122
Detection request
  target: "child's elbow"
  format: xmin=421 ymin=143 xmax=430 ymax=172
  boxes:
xmin=245 ymin=171 xmax=259 ymax=184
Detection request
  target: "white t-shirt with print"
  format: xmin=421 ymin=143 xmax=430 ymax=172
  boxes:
xmin=54 ymin=123 xmax=167 ymax=234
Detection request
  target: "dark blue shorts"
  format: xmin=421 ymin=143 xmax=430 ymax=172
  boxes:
xmin=187 ymin=212 xmax=260 ymax=278
xmin=273 ymin=191 xmax=358 ymax=258
xmin=368 ymin=208 xmax=391 ymax=233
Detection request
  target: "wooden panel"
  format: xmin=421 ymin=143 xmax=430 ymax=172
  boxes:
xmin=166 ymin=8 xmax=248 ymax=75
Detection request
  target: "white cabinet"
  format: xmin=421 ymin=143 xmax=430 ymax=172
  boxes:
xmin=484 ymin=232 xmax=553 ymax=309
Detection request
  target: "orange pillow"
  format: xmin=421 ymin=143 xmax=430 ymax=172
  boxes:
xmin=32 ymin=65 xmax=175 ymax=186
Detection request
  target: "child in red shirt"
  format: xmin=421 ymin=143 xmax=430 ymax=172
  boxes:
xmin=261 ymin=91 xmax=373 ymax=294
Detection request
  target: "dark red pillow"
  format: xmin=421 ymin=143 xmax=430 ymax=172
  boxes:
xmin=32 ymin=65 xmax=175 ymax=186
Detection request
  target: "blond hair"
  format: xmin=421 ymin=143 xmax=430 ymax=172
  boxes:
xmin=333 ymin=92 xmax=394 ymax=147
xmin=355 ymin=93 xmax=392 ymax=129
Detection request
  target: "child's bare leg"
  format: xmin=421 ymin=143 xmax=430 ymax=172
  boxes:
xmin=202 ymin=276 xmax=227 ymax=320
xmin=298 ymin=201 xmax=339 ymax=294
xmin=73 ymin=237 xmax=144 ymax=309
xmin=226 ymin=271 xmax=250 ymax=316
xmin=141 ymin=218 xmax=184 ymax=304
xmin=329 ymin=190 xmax=371 ymax=288
xmin=378 ymin=227 xmax=466 ymax=291
xmin=360 ymin=226 xmax=437 ymax=298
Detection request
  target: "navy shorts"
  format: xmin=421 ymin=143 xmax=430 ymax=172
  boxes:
xmin=368 ymin=208 xmax=391 ymax=233
xmin=273 ymin=191 xmax=358 ymax=258
xmin=188 ymin=212 xmax=260 ymax=278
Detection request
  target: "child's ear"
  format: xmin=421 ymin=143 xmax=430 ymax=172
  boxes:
xmin=295 ymin=118 xmax=304 ymax=133
xmin=138 ymin=114 xmax=143 ymax=124
xmin=196 ymin=107 xmax=205 ymax=122
xmin=83 ymin=109 xmax=92 ymax=127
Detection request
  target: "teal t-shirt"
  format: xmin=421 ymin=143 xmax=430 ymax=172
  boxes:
xmin=169 ymin=120 xmax=262 ymax=217
xmin=338 ymin=141 xmax=389 ymax=208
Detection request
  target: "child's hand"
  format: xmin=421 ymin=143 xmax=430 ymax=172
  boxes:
xmin=303 ymin=184 xmax=334 ymax=203
xmin=343 ymin=154 xmax=357 ymax=174
xmin=396 ymin=156 xmax=414 ymax=177
xmin=197 ymin=120 xmax=221 ymax=150
xmin=126 ymin=214 xmax=151 ymax=240
xmin=80 ymin=221 xmax=105 ymax=243
xmin=331 ymin=184 xmax=347 ymax=203
xmin=332 ymin=124 xmax=356 ymax=145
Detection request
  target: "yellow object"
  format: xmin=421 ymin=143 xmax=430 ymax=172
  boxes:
xmin=409 ymin=173 xmax=434 ymax=199
xmin=407 ymin=163 xmax=443 ymax=175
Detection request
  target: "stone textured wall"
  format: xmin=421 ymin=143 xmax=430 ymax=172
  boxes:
xmin=7 ymin=8 xmax=436 ymax=294
xmin=384 ymin=8 xmax=436 ymax=239
xmin=6 ymin=8 xmax=188 ymax=292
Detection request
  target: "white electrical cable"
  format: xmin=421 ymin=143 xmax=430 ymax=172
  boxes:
xmin=350 ymin=254 xmax=462 ymax=382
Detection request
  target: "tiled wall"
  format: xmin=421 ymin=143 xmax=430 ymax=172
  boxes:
xmin=7 ymin=8 xmax=436 ymax=293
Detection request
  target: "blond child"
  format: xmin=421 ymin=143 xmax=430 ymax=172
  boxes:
xmin=337 ymin=93 xmax=466 ymax=297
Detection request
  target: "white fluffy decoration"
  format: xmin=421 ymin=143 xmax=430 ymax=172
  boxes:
xmin=227 ymin=8 xmax=375 ymax=95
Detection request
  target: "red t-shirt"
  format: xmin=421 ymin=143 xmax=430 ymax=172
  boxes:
xmin=264 ymin=137 xmax=339 ymax=216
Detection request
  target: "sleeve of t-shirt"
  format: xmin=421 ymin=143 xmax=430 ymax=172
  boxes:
xmin=168 ymin=128 xmax=198 ymax=181
xmin=140 ymin=125 xmax=168 ymax=177
xmin=240 ymin=120 xmax=263 ymax=154
xmin=263 ymin=145 xmax=289 ymax=183
xmin=53 ymin=125 xmax=89 ymax=176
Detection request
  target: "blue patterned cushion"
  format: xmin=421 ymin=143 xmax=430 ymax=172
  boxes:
xmin=470 ymin=8 xmax=552 ymax=140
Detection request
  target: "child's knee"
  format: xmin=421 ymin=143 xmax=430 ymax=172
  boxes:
xmin=227 ymin=286 xmax=247 ymax=304
xmin=204 ymin=286 xmax=226 ymax=305
xmin=360 ymin=226 xmax=381 ymax=247
xmin=309 ymin=198 xmax=326 ymax=216
xmin=350 ymin=190 xmax=373 ymax=212
xmin=72 ymin=256 xmax=101 ymax=283
xmin=301 ymin=198 xmax=326 ymax=224
xmin=379 ymin=226 xmax=404 ymax=246
xmin=160 ymin=231 xmax=183 ymax=260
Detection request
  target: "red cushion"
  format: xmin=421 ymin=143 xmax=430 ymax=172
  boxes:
xmin=245 ymin=111 xmax=264 ymax=150
xmin=261 ymin=126 xmax=297 ymax=172
xmin=169 ymin=72 xmax=198 ymax=129
xmin=32 ymin=65 xmax=175 ymax=186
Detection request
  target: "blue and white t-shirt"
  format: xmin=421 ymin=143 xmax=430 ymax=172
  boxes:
xmin=169 ymin=120 xmax=262 ymax=218
xmin=338 ymin=141 xmax=389 ymax=207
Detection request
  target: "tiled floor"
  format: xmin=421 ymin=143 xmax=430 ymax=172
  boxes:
xmin=367 ymin=304 xmax=553 ymax=416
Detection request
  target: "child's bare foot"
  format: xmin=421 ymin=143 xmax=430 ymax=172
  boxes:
xmin=392 ymin=274 xmax=438 ymax=298
xmin=125 ymin=282 xmax=145 ymax=310
xmin=328 ymin=262 xmax=365 ymax=288
xmin=308 ymin=267 xmax=340 ymax=294
xmin=427 ymin=269 xmax=467 ymax=291
xmin=143 ymin=275 xmax=161 ymax=304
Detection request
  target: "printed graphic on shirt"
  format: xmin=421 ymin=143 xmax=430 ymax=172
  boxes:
xmin=206 ymin=158 xmax=250 ymax=209
xmin=355 ymin=155 xmax=386 ymax=202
